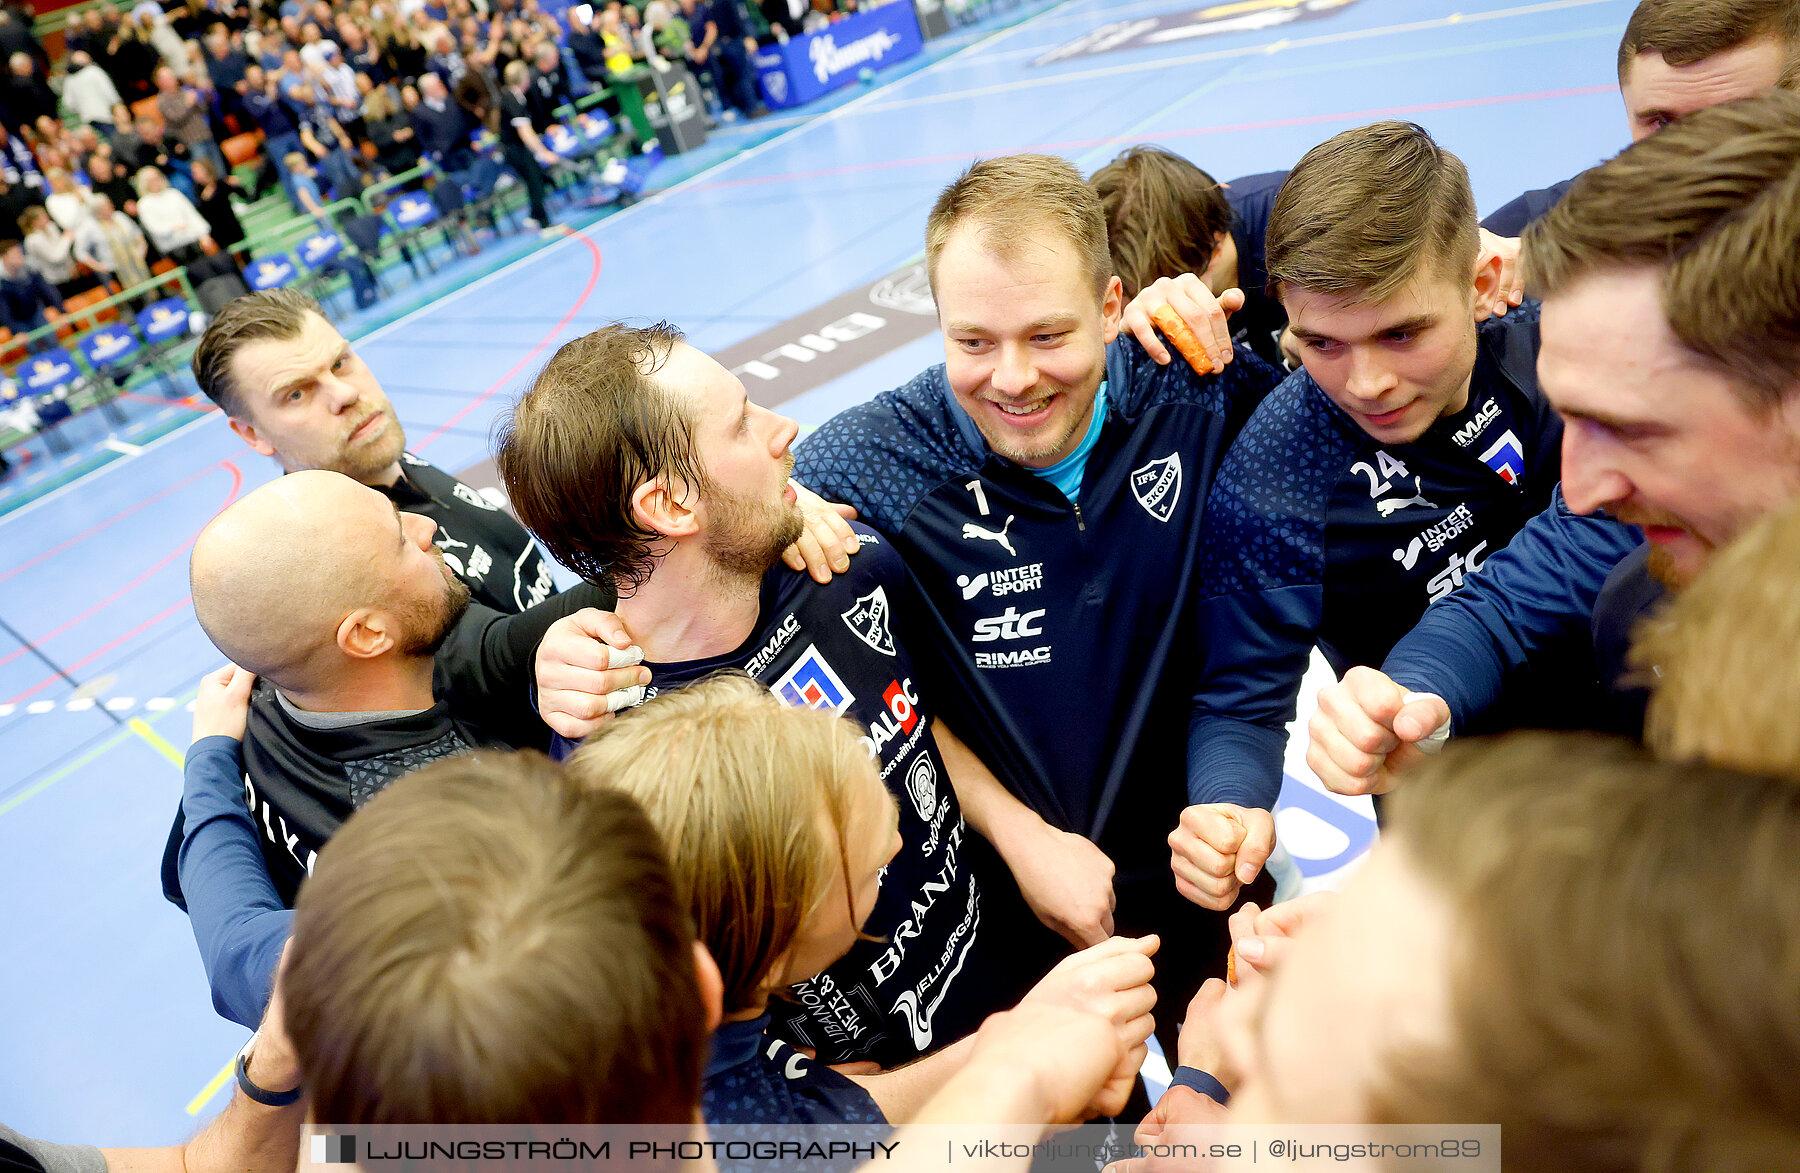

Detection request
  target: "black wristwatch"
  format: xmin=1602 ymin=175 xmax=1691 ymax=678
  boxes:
xmin=235 ymin=1030 xmax=303 ymax=1107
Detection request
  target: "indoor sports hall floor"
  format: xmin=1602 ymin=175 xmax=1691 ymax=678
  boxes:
xmin=1 ymin=0 xmax=1630 ymax=1142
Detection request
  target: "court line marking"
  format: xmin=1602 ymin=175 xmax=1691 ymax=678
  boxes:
xmin=843 ymin=0 xmax=1626 ymax=115
xmin=0 ymin=1 xmax=1081 ymax=533
xmin=186 ymin=1057 xmax=237 ymax=1116
xmin=128 ymin=716 xmax=184 ymax=767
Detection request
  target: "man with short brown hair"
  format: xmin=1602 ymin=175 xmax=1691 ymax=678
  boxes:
xmin=284 ymin=749 xmax=712 ymax=1123
xmin=1131 ymin=120 xmax=1574 ymax=825
xmin=1483 ymin=0 xmax=1798 ymax=234
xmin=1130 ymin=733 xmax=1800 ymax=1173
xmin=1310 ymin=92 xmax=1800 ymax=797
xmin=192 ymin=289 xmax=558 ymax=614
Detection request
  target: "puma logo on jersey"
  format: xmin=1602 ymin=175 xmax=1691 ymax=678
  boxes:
xmin=961 ymin=515 xmax=1017 ymax=556
xmin=1376 ymin=477 xmax=1439 ymax=517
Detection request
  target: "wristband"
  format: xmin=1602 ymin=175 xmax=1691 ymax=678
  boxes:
xmin=1169 ymin=1066 xmax=1230 ymax=1106
xmin=235 ymin=1031 xmax=303 ymax=1107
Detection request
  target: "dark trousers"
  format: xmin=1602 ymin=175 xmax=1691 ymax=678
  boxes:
xmin=502 ymin=141 xmax=551 ymax=224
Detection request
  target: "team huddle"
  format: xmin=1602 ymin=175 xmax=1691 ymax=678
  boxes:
xmin=41 ymin=0 xmax=1798 ymax=1168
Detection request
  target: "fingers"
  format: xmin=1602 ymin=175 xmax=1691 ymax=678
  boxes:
xmin=1232 ymin=807 xmax=1276 ymax=885
xmin=1122 ymin=296 xmax=1172 ymax=366
xmin=1393 ymin=691 xmax=1452 ymax=746
xmin=1176 ymin=804 xmax=1247 ymax=858
xmin=1231 ymin=932 xmax=1296 ymax=977
xmin=543 ymin=707 xmax=608 ymax=741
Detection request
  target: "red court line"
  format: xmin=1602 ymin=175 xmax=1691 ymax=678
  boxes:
xmin=412 ymin=232 xmax=606 ymax=454
xmin=5 ymin=595 xmax=200 ymax=707
xmin=0 ymin=463 xmax=242 ymax=674
xmin=685 ymin=85 xmax=1622 ymax=193
xmin=0 ymin=460 xmax=232 ymax=585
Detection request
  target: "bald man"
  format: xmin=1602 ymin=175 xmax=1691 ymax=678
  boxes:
xmin=162 ymin=470 xmax=634 ymax=1027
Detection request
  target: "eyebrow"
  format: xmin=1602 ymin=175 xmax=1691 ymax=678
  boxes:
xmin=1289 ymin=313 xmax=1438 ymax=343
xmin=944 ymin=315 xmax=1080 ymax=335
xmin=267 ymin=344 xmax=350 ymax=403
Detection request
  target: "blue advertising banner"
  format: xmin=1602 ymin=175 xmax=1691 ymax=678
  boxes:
xmin=755 ymin=3 xmax=924 ymax=110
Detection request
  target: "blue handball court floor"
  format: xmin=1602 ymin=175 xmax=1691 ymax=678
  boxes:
xmin=1 ymin=0 xmax=1630 ymax=1143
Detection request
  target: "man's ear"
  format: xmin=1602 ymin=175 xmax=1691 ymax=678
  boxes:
xmin=692 ymin=940 xmax=724 ymax=1033
xmin=1470 ymin=249 xmax=1504 ymax=322
xmin=630 ymin=475 xmax=700 ymax=541
xmin=1099 ymin=274 xmax=1125 ymax=344
xmin=227 ymin=414 xmax=280 ymax=459
xmin=336 ymin=608 xmax=397 ymax=660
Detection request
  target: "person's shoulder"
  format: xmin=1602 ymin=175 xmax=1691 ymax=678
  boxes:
xmin=1106 ymin=333 xmax=1285 ymax=417
xmin=794 ymin=366 xmax=974 ymax=523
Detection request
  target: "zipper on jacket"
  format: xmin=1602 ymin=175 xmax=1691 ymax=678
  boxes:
xmin=1073 ymin=502 xmax=1086 ymax=532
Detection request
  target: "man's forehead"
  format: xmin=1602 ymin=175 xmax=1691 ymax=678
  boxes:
xmin=1625 ymin=36 xmax=1788 ymax=108
xmin=234 ymin=315 xmax=343 ymax=382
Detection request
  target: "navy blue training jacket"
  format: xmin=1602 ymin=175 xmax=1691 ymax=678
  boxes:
xmin=793 ymin=337 xmax=1284 ymax=863
xmin=1187 ymin=309 xmax=1562 ymax=802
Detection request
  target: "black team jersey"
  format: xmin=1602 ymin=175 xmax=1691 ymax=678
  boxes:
xmin=379 ymin=451 xmax=558 ymax=614
xmin=590 ymin=525 xmax=1006 ymax=1069
xmin=160 ymin=581 xmax=610 ymax=908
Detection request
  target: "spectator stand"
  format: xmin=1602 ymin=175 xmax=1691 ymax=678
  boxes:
xmin=0 ymin=266 xmax=198 ymax=463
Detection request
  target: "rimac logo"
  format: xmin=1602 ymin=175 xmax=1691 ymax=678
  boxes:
xmin=1451 ymin=398 xmax=1501 ymax=447
xmin=971 ymin=607 xmax=1045 ymax=643
xmin=1130 ymin=453 xmax=1182 ymax=522
xmin=975 ymin=646 xmax=1052 ymax=669
xmin=311 ymin=1135 xmax=355 ymax=1164
xmin=841 ymin=586 xmax=897 ymax=656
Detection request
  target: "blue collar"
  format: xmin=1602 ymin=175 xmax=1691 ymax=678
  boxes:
xmin=705 ymin=1013 xmax=771 ymax=1078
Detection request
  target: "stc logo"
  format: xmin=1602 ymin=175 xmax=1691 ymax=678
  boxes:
xmin=1426 ymin=541 xmax=1489 ymax=603
xmin=971 ymin=607 xmax=1045 ymax=643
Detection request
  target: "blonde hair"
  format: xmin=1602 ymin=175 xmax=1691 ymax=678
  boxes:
xmin=925 ymin=153 xmax=1113 ymax=302
xmin=1633 ymin=496 xmax=1800 ymax=777
xmin=1380 ymin=733 xmax=1800 ymax=1169
xmin=568 ymin=673 xmax=883 ymax=1015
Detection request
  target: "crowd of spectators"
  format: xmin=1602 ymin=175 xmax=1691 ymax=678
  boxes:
xmin=0 ymin=0 xmax=872 ymax=326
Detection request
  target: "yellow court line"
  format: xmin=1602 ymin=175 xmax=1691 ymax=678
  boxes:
xmin=186 ymin=1054 xmax=237 ymax=1115
xmin=128 ymin=717 xmax=185 ymax=767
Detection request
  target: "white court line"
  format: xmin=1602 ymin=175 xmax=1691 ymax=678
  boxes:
xmin=0 ymin=0 xmax=1081 ymax=533
xmin=845 ymin=0 xmax=1627 ymax=116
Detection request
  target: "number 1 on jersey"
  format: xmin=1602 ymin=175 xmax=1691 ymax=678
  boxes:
xmin=965 ymin=479 xmax=990 ymax=516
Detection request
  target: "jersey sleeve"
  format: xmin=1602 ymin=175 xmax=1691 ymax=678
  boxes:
xmin=435 ymin=579 xmax=613 ymax=749
xmin=1184 ymin=373 xmax=1339 ymax=811
xmin=177 ymin=735 xmax=291 ymax=1029
xmin=1381 ymin=486 xmax=1643 ymax=730
xmin=1479 ymin=178 xmax=1575 ymax=237
xmin=792 ymin=367 xmax=970 ymax=537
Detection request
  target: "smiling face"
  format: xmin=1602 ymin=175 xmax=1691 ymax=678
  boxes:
xmin=653 ymin=342 xmax=803 ymax=576
xmin=1540 ymin=267 xmax=1800 ymax=587
xmin=935 ymin=222 xmax=1123 ymax=468
xmin=1621 ymin=37 xmax=1788 ymax=141
xmin=1221 ymin=840 xmax=1457 ymax=1123
xmin=226 ymin=311 xmax=407 ymax=484
xmin=1283 ymin=263 xmax=1486 ymax=445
